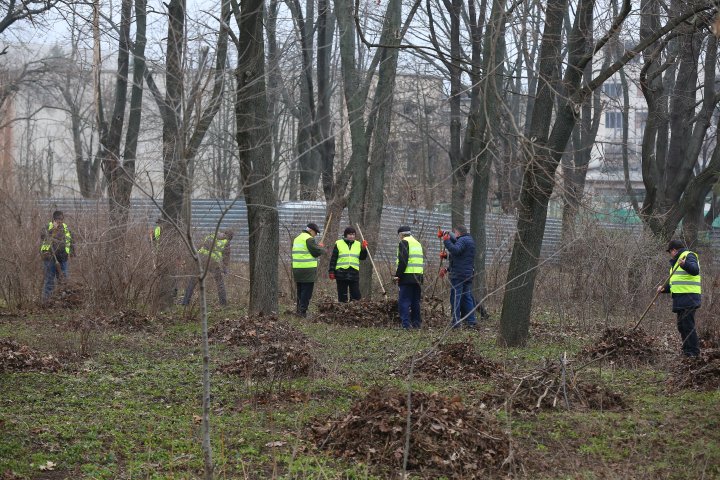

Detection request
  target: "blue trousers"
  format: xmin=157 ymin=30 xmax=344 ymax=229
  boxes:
xmin=450 ymin=278 xmax=476 ymax=328
xmin=42 ymin=258 xmax=68 ymax=301
xmin=398 ymin=284 xmax=422 ymax=329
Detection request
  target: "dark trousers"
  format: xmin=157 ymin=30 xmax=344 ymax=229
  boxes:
xmin=296 ymin=282 xmax=315 ymax=316
xmin=182 ymin=266 xmax=227 ymax=306
xmin=42 ymin=258 xmax=68 ymax=301
xmin=676 ymin=309 xmax=700 ymax=357
xmin=336 ymin=278 xmax=361 ymax=303
xmin=398 ymin=283 xmax=422 ymax=329
xmin=449 ymin=278 xmax=476 ymax=327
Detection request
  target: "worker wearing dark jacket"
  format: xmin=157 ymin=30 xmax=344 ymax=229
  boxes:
xmin=657 ymin=239 xmax=701 ymax=357
xmin=328 ymin=226 xmax=368 ymax=302
xmin=292 ymin=223 xmax=325 ymax=317
xmin=394 ymin=226 xmax=424 ymax=329
xmin=442 ymin=225 xmax=477 ymax=328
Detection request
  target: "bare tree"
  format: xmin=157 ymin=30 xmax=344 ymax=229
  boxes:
xmin=233 ymin=0 xmax=280 ymax=315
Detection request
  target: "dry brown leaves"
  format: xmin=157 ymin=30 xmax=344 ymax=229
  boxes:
xmin=579 ymin=327 xmax=662 ymax=366
xmin=219 ymin=342 xmax=323 ymax=379
xmin=0 ymin=339 xmax=63 ymax=373
xmin=210 ymin=313 xmax=312 ymax=348
xmin=43 ymin=282 xmax=85 ymax=309
xmin=315 ymin=296 xmax=448 ymax=328
xmin=212 ymin=314 xmax=322 ymax=379
xmin=667 ymin=349 xmax=720 ymax=392
xmin=393 ymin=341 xmax=502 ymax=381
xmin=486 ymin=358 xmax=626 ymax=413
xmin=309 ymin=387 xmax=515 ymax=478
xmin=106 ymin=309 xmax=156 ymax=332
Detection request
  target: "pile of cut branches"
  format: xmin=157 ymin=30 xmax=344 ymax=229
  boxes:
xmin=667 ymin=349 xmax=720 ymax=392
xmin=488 ymin=358 xmax=626 ymax=412
xmin=309 ymin=387 xmax=516 ymax=478
xmin=0 ymin=339 xmax=63 ymax=373
xmin=579 ymin=327 xmax=662 ymax=366
xmin=393 ymin=341 xmax=501 ymax=381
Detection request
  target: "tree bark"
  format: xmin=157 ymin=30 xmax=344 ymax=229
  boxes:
xmin=236 ymin=0 xmax=280 ymax=314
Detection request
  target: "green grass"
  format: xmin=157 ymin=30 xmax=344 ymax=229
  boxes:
xmin=1 ymin=307 xmax=719 ymax=479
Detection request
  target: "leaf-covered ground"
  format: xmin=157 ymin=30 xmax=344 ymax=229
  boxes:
xmin=1 ymin=304 xmax=719 ymax=479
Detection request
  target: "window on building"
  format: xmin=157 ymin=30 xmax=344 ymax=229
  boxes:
xmin=603 ymin=82 xmax=623 ymax=98
xmin=605 ymin=111 xmax=623 ymax=129
xmin=635 ymin=111 xmax=648 ymax=133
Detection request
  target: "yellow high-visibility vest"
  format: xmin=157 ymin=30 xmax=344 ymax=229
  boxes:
xmin=335 ymin=239 xmax=361 ymax=270
xmin=669 ymin=250 xmax=701 ymax=294
xmin=40 ymin=222 xmax=72 ymax=256
xmin=396 ymin=235 xmax=424 ymax=274
xmin=199 ymin=234 xmax=228 ymax=262
xmin=292 ymin=232 xmax=317 ymax=269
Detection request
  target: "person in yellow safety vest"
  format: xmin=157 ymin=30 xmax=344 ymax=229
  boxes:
xmin=657 ymin=239 xmax=701 ymax=357
xmin=150 ymin=217 xmax=162 ymax=248
xmin=40 ymin=210 xmax=74 ymax=303
xmin=181 ymin=230 xmax=234 ymax=306
xmin=328 ymin=226 xmax=369 ymax=302
xmin=393 ymin=226 xmax=424 ymax=329
xmin=292 ymin=222 xmax=325 ymax=317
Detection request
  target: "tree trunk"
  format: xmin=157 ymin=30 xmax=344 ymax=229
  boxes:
xmin=236 ymin=0 xmax=280 ymax=315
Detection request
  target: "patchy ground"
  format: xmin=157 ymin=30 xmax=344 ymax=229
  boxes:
xmin=309 ymin=387 xmax=515 ymax=479
xmin=0 ymin=307 xmax=718 ymax=479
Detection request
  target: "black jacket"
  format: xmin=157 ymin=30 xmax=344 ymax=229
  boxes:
xmin=394 ymin=238 xmax=423 ymax=285
xmin=662 ymin=248 xmax=701 ymax=312
xmin=328 ymin=238 xmax=368 ymax=281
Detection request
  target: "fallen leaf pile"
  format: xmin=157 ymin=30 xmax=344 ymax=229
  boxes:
xmin=486 ymin=358 xmax=627 ymax=412
xmin=393 ymin=341 xmax=501 ymax=381
xmin=579 ymin=327 xmax=662 ymax=365
xmin=0 ymin=339 xmax=62 ymax=373
xmin=212 ymin=314 xmax=321 ymax=379
xmin=309 ymin=387 xmax=515 ymax=478
xmin=210 ymin=314 xmax=312 ymax=347
xmin=44 ymin=282 xmax=85 ymax=308
xmin=315 ymin=296 xmax=448 ymax=328
xmin=107 ymin=309 xmax=155 ymax=332
xmin=667 ymin=349 xmax=720 ymax=392
xmin=219 ymin=342 xmax=323 ymax=379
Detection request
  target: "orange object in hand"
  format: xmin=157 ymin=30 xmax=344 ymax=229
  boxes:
xmin=439 ymin=267 xmax=447 ymax=278
xmin=439 ymin=251 xmax=448 ymax=259
xmin=442 ymin=232 xmax=450 ymax=241
xmin=361 ymin=240 xmax=368 ymax=248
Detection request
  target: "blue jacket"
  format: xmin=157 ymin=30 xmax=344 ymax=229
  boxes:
xmin=662 ymin=248 xmax=701 ymax=312
xmin=443 ymin=233 xmax=475 ymax=282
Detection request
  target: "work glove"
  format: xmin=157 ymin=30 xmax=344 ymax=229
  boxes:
xmin=442 ymin=232 xmax=450 ymax=241
xmin=318 ymin=242 xmax=325 ymax=248
xmin=439 ymin=251 xmax=448 ymax=260
xmin=329 ymin=272 xmax=336 ymax=280
xmin=439 ymin=267 xmax=447 ymax=278
xmin=361 ymin=240 xmax=368 ymax=249
xmin=437 ymin=228 xmax=444 ymax=238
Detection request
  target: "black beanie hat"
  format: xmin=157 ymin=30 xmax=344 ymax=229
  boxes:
xmin=306 ymin=223 xmax=321 ymax=234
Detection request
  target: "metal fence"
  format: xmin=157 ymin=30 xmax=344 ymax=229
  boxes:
xmin=44 ymin=197 xmax=718 ymax=265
